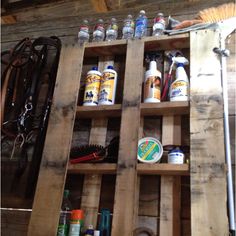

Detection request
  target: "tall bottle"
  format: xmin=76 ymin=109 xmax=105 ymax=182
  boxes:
xmin=93 ymin=19 xmax=105 ymax=42
xmin=122 ymin=14 xmax=135 ymax=39
xmin=78 ymin=19 xmax=90 ymax=43
xmin=152 ymin=13 xmax=165 ymax=36
xmin=98 ymin=65 xmax=118 ymax=105
xmin=105 ymin=18 xmax=118 ymax=41
xmin=83 ymin=67 xmax=102 ymax=106
xmin=134 ymin=10 xmax=148 ymax=39
xmin=57 ymin=190 xmax=72 ymax=236
xmin=169 ymin=60 xmax=189 ymax=101
xmin=144 ymin=59 xmax=162 ymax=103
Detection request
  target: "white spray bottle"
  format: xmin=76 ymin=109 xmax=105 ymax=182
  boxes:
xmin=169 ymin=57 xmax=189 ymax=101
xmin=144 ymin=57 xmax=162 ymax=103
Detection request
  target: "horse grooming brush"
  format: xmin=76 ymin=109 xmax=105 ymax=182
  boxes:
xmin=70 ymin=136 xmax=119 ymax=164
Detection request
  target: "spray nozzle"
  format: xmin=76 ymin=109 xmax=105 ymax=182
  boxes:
xmin=172 ymin=56 xmax=189 ymax=66
xmin=145 ymin=52 xmax=162 ymax=64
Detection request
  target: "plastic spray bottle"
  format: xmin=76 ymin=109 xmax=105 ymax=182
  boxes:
xmin=169 ymin=57 xmax=189 ymax=101
xmin=98 ymin=65 xmax=118 ymax=105
xmin=83 ymin=67 xmax=102 ymax=106
xmin=144 ymin=57 xmax=162 ymax=103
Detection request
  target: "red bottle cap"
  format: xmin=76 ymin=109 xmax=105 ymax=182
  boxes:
xmin=71 ymin=210 xmax=84 ymax=220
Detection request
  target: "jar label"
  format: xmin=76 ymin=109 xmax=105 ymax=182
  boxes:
xmin=138 ymin=140 xmax=160 ymax=161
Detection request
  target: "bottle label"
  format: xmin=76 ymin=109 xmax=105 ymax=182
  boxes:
xmin=83 ymin=73 xmax=101 ymax=105
xmin=69 ymin=223 xmax=81 ymax=236
xmin=124 ymin=20 xmax=135 ymax=29
xmin=79 ymin=25 xmax=89 ymax=32
xmin=170 ymin=80 xmax=188 ymax=99
xmin=94 ymin=24 xmax=104 ymax=32
xmin=98 ymin=71 xmax=116 ymax=104
xmin=144 ymin=75 xmax=161 ymax=101
xmin=57 ymin=224 xmax=69 ymax=236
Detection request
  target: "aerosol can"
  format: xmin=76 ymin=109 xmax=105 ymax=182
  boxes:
xmin=144 ymin=56 xmax=162 ymax=103
xmin=169 ymin=57 xmax=189 ymax=101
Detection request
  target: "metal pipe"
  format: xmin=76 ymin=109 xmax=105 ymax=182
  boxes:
xmin=214 ymin=34 xmax=235 ymax=234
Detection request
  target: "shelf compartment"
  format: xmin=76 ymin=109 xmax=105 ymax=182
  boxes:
xmin=141 ymin=101 xmax=189 ymax=116
xmin=137 ymin=163 xmax=189 ymax=175
xmin=67 ymin=163 xmax=189 ymax=176
xmin=84 ymin=39 xmax=127 ymax=57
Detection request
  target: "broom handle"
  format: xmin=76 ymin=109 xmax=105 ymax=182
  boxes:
xmin=218 ymin=36 xmax=235 ymax=232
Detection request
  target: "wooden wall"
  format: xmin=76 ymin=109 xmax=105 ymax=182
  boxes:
xmin=1 ymin=0 xmax=235 ymax=235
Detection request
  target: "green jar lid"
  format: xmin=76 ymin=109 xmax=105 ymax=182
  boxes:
xmin=137 ymin=137 xmax=163 ymax=163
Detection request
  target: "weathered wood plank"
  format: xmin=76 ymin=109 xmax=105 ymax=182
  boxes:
xmin=80 ymin=56 xmax=114 ymax=229
xmin=159 ymin=116 xmax=182 ymax=236
xmin=111 ymin=40 xmax=144 ymax=236
xmin=190 ymin=30 xmax=228 ymax=236
xmin=27 ymin=44 xmax=84 ymax=236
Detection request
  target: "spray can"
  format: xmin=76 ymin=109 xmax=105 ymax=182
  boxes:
xmin=98 ymin=65 xmax=118 ymax=105
xmin=83 ymin=67 xmax=102 ymax=106
xmin=169 ymin=57 xmax=189 ymax=101
xmin=144 ymin=59 xmax=162 ymax=103
xmin=68 ymin=210 xmax=84 ymax=236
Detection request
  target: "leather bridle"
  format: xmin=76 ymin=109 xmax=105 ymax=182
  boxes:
xmin=1 ymin=36 xmax=61 ymax=197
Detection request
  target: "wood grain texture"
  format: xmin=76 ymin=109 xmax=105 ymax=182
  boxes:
xmin=190 ymin=30 xmax=228 ymax=236
xmin=111 ymin=40 xmax=144 ymax=236
xmin=27 ymin=44 xmax=84 ymax=236
xmin=159 ymin=116 xmax=182 ymax=236
xmin=80 ymin=57 xmax=114 ymax=229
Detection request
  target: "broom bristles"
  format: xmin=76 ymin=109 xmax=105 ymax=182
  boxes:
xmin=197 ymin=3 xmax=236 ymax=23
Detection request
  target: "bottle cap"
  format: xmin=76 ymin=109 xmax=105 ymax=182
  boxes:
xmin=107 ymin=65 xmax=114 ymax=69
xmin=64 ymin=190 xmax=69 ymax=198
xmin=177 ymin=63 xmax=184 ymax=67
xmin=140 ymin=10 xmax=145 ymax=14
xmin=71 ymin=210 xmax=84 ymax=220
xmin=92 ymin=66 xmax=98 ymax=71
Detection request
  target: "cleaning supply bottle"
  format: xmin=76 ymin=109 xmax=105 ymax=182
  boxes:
xmin=169 ymin=57 xmax=189 ymax=101
xmin=98 ymin=65 xmax=118 ymax=105
xmin=83 ymin=67 xmax=102 ymax=106
xmin=57 ymin=190 xmax=72 ymax=236
xmin=144 ymin=58 xmax=162 ymax=103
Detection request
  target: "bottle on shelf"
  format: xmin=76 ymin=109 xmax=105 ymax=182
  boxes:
xmin=98 ymin=65 xmax=118 ymax=105
xmin=152 ymin=13 xmax=165 ymax=36
xmin=93 ymin=19 xmax=105 ymax=42
xmin=144 ymin=55 xmax=162 ymax=103
xmin=78 ymin=19 xmax=90 ymax=43
xmin=57 ymin=190 xmax=72 ymax=236
xmin=122 ymin=14 xmax=135 ymax=39
xmin=134 ymin=10 xmax=148 ymax=39
xmin=169 ymin=56 xmax=189 ymax=101
xmin=105 ymin=18 xmax=118 ymax=41
xmin=83 ymin=67 xmax=102 ymax=106
xmin=68 ymin=210 xmax=84 ymax=236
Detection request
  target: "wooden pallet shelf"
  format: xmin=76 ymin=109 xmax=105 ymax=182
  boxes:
xmin=76 ymin=101 xmax=189 ymax=118
xmin=67 ymin=163 xmax=190 ymax=176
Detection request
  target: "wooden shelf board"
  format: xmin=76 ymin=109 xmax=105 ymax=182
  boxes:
xmin=141 ymin=101 xmax=189 ymax=116
xmin=67 ymin=163 xmax=117 ymax=174
xmin=76 ymin=104 xmax=122 ymax=118
xmin=144 ymin=33 xmax=190 ymax=51
xmin=83 ymin=34 xmax=190 ymax=57
xmin=137 ymin=163 xmax=190 ymax=175
xmin=76 ymin=102 xmax=189 ymax=118
xmin=67 ymin=163 xmax=189 ymax=176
